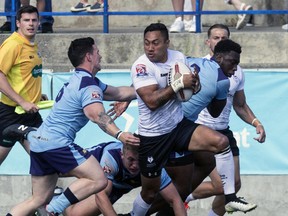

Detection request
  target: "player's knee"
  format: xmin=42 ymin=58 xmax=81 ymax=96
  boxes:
xmin=215 ymin=135 xmax=229 ymax=152
xmin=142 ymin=189 xmax=159 ymax=204
xmin=96 ymin=177 xmax=108 ymax=192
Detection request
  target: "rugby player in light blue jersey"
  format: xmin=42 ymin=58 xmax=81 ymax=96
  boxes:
xmin=6 ymin=37 xmax=140 ymax=216
xmin=157 ymin=40 xmax=256 ymax=215
xmin=59 ymin=141 xmax=183 ymax=216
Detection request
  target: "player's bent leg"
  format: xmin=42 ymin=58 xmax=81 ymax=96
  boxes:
xmin=159 ymin=182 xmax=187 ymax=216
xmin=65 ymin=155 xmax=108 ymax=201
xmin=9 ymin=174 xmax=58 ymax=215
xmin=191 ymin=167 xmax=224 ymax=200
xmin=165 ymin=164 xmax=194 ymax=201
xmin=191 ymin=151 xmax=216 ymax=192
xmin=188 ymin=125 xmax=229 ymax=153
xmin=140 ymin=175 xmax=162 ymax=204
xmin=130 ymin=176 xmax=160 ymax=216
xmin=64 ymin=194 xmax=102 ymax=216
xmin=47 ymin=156 xmax=107 ymax=214
xmin=234 ymin=156 xmax=241 ymax=192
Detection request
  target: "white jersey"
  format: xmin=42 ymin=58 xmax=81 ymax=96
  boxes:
xmin=131 ymin=50 xmax=186 ymax=136
xmin=196 ymin=54 xmax=245 ymax=130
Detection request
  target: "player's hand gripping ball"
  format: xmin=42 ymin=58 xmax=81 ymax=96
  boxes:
xmin=168 ymin=61 xmax=194 ymax=102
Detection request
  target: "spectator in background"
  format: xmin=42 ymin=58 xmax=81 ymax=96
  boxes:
xmin=282 ymin=1 xmax=288 ymax=30
xmin=170 ymin=0 xmax=204 ymax=33
xmin=225 ymin=0 xmax=253 ymax=30
xmin=0 ymin=0 xmax=54 ymax=33
xmin=71 ymin=0 xmax=105 ymax=12
xmin=0 ymin=0 xmax=21 ymax=32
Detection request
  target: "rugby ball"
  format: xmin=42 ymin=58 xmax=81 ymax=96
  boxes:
xmin=169 ymin=61 xmax=194 ymax=102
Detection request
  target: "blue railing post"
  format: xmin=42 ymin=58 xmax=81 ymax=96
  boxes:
xmin=11 ymin=0 xmax=16 ymax=32
xmin=103 ymin=0 xmax=109 ymax=33
xmin=195 ymin=0 xmax=201 ymax=33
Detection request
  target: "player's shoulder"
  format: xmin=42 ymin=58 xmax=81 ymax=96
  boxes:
xmin=132 ymin=54 xmax=152 ymax=71
xmin=168 ymin=49 xmax=186 ymax=61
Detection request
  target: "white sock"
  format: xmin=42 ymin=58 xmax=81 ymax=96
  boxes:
xmin=130 ymin=193 xmax=151 ymax=216
xmin=214 ymin=146 xmax=235 ymax=195
xmin=185 ymin=193 xmax=196 ymax=202
xmin=208 ymin=209 xmax=219 ymax=216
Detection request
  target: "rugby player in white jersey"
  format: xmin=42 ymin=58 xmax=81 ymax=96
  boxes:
xmin=183 ymin=24 xmax=266 ymax=216
xmin=126 ymin=23 xmax=245 ymax=216
xmin=107 ymin=24 xmax=254 ymax=216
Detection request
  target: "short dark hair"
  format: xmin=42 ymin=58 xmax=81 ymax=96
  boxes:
xmin=207 ymin=24 xmax=230 ymax=38
xmin=214 ymin=39 xmax=242 ymax=55
xmin=16 ymin=5 xmax=39 ymax=21
xmin=144 ymin=23 xmax=169 ymax=41
xmin=68 ymin=37 xmax=95 ymax=67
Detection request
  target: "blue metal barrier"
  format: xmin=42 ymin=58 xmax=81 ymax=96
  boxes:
xmin=1 ymin=0 xmax=288 ymax=33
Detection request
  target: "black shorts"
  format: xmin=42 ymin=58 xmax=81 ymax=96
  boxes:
xmin=138 ymin=117 xmax=199 ymax=178
xmin=0 ymin=102 xmax=43 ymax=147
xmin=217 ymin=127 xmax=239 ymax=156
xmin=166 ymin=151 xmax=194 ymax=167
xmin=165 ymin=127 xmax=239 ymax=167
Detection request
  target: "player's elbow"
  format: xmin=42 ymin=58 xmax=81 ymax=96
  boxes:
xmin=145 ymin=100 xmax=159 ymax=111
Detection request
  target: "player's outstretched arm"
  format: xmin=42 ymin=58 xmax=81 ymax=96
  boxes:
xmin=84 ymin=103 xmax=140 ymax=146
xmin=233 ymin=90 xmax=266 ymax=143
xmin=104 ymin=85 xmax=136 ymax=102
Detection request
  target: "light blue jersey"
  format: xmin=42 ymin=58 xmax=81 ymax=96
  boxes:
xmin=87 ymin=141 xmax=172 ymax=203
xmin=182 ymin=57 xmax=229 ymax=121
xmin=29 ymin=69 xmax=107 ymax=152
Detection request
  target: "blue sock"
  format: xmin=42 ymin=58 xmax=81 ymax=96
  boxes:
xmin=47 ymin=187 xmax=79 ymax=213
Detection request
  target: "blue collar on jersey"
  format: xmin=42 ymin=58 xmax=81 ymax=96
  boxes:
xmin=75 ymin=68 xmax=93 ymax=78
xmin=210 ymin=56 xmax=217 ymax=63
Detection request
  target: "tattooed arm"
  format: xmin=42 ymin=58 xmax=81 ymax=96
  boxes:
xmin=84 ymin=103 xmax=139 ymax=146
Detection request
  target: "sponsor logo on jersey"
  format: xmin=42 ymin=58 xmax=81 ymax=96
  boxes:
xmin=103 ymin=165 xmax=112 ymax=174
xmin=190 ymin=63 xmax=200 ymax=74
xmin=32 ymin=64 xmax=43 ymax=78
xmin=91 ymin=91 xmax=100 ymax=99
xmin=136 ymin=64 xmax=148 ymax=77
xmin=147 ymin=156 xmax=153 ymax=163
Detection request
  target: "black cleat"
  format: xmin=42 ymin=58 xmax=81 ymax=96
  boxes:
xmin=2 ymin=124 xmax=36 ymax=142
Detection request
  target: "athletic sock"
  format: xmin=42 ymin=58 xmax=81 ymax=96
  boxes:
xmin=185 ymin=193 xmax=196 ymax=202
xmin=208 ymin=209 xmax=220 ymax=216
xmin=47 ymin=187 xmax=79 ymax=214
xmin=214 ymin=146 xmax=235 ymax=196
xmin=130 ymin=193 xmax=151 ymax=216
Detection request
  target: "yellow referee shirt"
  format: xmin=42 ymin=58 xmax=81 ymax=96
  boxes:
xmin=0 ymin=32 xmax=42 ymax=107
